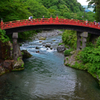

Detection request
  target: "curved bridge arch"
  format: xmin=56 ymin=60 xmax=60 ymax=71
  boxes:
xmin=1 ymin=17 xmax=100 ymax=35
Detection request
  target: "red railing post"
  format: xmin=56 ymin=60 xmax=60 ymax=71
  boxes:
xmin=1 ymin=18 xmax=3 ymax=29
xmin=50 ymin=16 xmax=53 ymax=23
xmin=56 ymin=16 xmax=58 ymax=23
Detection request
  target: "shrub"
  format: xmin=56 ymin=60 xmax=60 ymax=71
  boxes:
xmin=96 ymin=36 xmax=100 ymax=47
xmin=58 ymin=43 xmax=64 ymax=46
xmin=64 ymin=49 xmax=71 ymax=56
xmin=0 ymin=28 xmax=9 ymax=43
xmin=62 ymin=30 xmax=77 ymax=49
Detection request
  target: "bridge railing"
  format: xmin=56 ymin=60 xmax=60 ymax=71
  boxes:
xmin=1 ymin=17 xmax=100 ymax=30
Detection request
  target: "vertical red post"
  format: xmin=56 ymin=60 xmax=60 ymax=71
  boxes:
xmin=50 ymin=16 xmax=53 ymax=23
xmin=1 ymin=18 xmax=3 ymax=29
xmin=56 ymin=16 xmax=58 ymax=20
xmin=56 ymin=16 xmax=58 ymax=23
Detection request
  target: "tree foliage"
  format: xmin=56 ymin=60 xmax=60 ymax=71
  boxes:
xmin=0 ymin=28 xmax=9 ymax=42
xmin=87 ymin=0 xmax=100 ymax=21
xmin=0 ymin=0 xmax=31 ymax=22
xmin=62 ymin=30 xmax=77 ymax=49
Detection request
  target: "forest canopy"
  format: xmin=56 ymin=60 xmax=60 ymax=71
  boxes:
xmin=0 ymin=0 xmax=95 ymax=22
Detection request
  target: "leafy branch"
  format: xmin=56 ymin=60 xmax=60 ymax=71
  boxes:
xmin=0 ymin=28 xmax=9 ymax=43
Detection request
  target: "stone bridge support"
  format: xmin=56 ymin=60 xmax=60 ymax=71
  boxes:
xmin=77 ymin=32 xmax=88 ymax=50
xmin=12 ymin=32 xmax=18 ymax=61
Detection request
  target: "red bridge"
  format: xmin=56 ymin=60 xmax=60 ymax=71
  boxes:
xmin=0 ymin=17 xmax=100 ymax=35
xmin=1 ymin=17 xmax=100 ymax=60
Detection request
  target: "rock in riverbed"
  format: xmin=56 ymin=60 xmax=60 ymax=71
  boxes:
xmin=21 ymin=50 xmax=32 ymax=58
xmin=45 ymin=43 xmax=51 ymax=48
xmin=39 ymin=37 xmax=46 ymax=40
xmin=57 ymin=45 xmax=66 ymax=52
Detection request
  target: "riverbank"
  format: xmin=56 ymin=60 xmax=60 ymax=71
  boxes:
xmin=64 ymin=50 xmax=100 ymax=85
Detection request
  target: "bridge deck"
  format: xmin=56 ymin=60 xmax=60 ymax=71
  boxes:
xmin=0 ymin=17 xmax=100 ymax=30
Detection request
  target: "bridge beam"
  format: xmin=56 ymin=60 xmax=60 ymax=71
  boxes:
xmin=12 ymin=32 xmax=18 ymax=61
xmin=77 ymin=32 xmax=88 ymax=50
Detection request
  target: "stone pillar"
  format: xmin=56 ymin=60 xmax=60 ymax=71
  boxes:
xmin=12 ymin=32 xmax=18 ymax=61
xmin=77 ymin=31 xmax=81 ymax=50
xmin=77 ymin=31 xmax=88 ymax=50
xmin=80 ymin=32 xmax=88 ymax=49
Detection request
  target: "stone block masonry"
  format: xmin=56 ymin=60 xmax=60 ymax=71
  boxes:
xmin=77 ymin=32 xmax=88 ymax=50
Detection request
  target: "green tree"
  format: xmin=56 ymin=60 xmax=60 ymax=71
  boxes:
xmin=0 ymin=0 xmax=31 ymax=22
xmin=0 ymin=28 xmax=9 ymax=43
xmin=62 ymin=30 xmax=77 ymax=49
xmin=26 ymin=0 xmax=50 ymax=18
xmin=87 ymin=0 xmax=100 ymax=21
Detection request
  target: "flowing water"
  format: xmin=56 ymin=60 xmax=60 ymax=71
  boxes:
xmin=0 ymin=31 xmax=100 ymax=100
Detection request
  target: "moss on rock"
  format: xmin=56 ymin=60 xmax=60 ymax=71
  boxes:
xmin=13 ymin=59 xmax=24 ymax=71
xmin=39 ymin=37 xmax=46 ymax=40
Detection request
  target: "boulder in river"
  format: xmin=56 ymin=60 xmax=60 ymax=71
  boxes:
xmin=35 ymin=47 xmax=40 ymax=49
xmin=45 ymin=43 xmax=51 ymax=48
xmin=39 ymin=37 xmax=46 ymax=40
xmin=39 ymin=41 xmax=42 ymax=43
xmin=57 ymin=45 xmax=66 ymax=52
xmin=12 ymin=59 xmax=24 ymax=71
xmin=50 ymin=47 xmax=53 ymax=50
xmin=21 ymin=50 xmax=32 ymax=58
xmin=36 ymin=51 xmax=39 ymax=53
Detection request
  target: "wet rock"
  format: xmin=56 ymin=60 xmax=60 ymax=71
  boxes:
xmin=21 ymin=50 xmax=32 ymax=58
xmin=13 ymin=59 xmax=24 ymax=71
xmin=36 ymin=51 xmax=39 ymax=53
xmin=57 ymin=45 xmax=66 ymax=52
xmin=36 ymin=47 xmax=40 ymax=49
xmin=39 ymin=37 xmax=46 ymax=40
xmin=50 ymin=47 xmax=53 ymax=50
xmin=46 ymin=48 xmax=49 ymax=50
xmin=45 ymin=43 xmax=51 ymax=48
xmin=39 ymin=41 xmax=42 ymax=43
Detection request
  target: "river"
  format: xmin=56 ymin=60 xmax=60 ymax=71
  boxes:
xmin=0 ymin=30 xmax=100 ymax=100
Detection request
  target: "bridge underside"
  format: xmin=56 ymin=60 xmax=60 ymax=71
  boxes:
xmin=5 ymin=25 xmax=100 ymax=35
xmin=4 ymin=24 xmax=100 ymax=60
